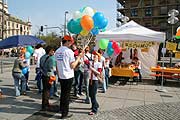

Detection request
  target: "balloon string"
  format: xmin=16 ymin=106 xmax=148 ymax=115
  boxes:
xmin=83 ymin=34 xmax=93 ymax=51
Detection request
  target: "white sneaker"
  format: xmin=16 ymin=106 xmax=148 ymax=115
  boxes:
xmin=76 ymin=94 xmax=80 ymax=98
xmin=79 ymin=93 xmax=85 ymax=96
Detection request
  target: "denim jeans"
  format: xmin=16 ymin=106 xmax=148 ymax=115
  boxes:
xmin=102 ymin=69 xmax=106 ymax=92
xmin=105 ymin=68 xmax=109 ymax=89
xmin=35 ymin=68 xmax=42 ymax=92
xmin=84 ymin=70 xmax=90 ymax=102
xmin=89 ymin=80 xmax=99 ymax=113
xmin=74 ymin=70 xmax=83 ymax=95
xmin=12 ymin=72 xmax=26 ymax=96
xmin=50 ymin=80 xmax=58 ymax=97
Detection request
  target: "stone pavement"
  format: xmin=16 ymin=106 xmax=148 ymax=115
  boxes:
xmin=1 ymin=65 xmax=180 ymax=120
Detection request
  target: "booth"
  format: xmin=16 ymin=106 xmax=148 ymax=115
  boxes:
xmin=96 ymin=20 xmax=166 ymax=78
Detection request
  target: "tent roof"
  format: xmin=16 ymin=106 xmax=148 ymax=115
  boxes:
xmin=96 ymin=20 xmax=166 ymax=42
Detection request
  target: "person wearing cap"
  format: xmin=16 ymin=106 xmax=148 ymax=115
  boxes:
xmin=86 ymin=51 xmax=102 ymax=115
xmin=55 ymin=35 xmax=84 ymax=119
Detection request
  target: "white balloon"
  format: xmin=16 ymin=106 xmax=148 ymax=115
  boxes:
xmin=73 ymin=11 xmax=82 ymax=19
xmin=82 ymin=6 xmax=94 ymax=17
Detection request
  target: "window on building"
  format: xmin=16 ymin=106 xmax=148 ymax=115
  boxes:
xmin=8 ymin=21 xmax=10 ymax=26
xmin=145 ymin=22 xmax=151 ymax=27
xmin=12 ymin=23 xmax=14 ymax=28
xmin=16 ymin=24 xmax=18 ymax=28
xmin=160 ymin=22 xmax=167 ymax=30
xmin=131 ymin=8 xmax=138 ymax=16
xmin=177 ymin=5 xmax=180 ymax=11
xmin=12 ymin=30 xmax=14 ymax=35
xmin=145 ymin=7 xmax=152 ymax=16
xmin=160 ymin=7 xmax=167 ymax=15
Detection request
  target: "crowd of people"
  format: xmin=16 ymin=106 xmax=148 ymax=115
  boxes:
xmin=11 ymin=35 xmax=111 ymax=119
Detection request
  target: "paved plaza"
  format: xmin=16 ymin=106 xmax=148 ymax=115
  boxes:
xmin=1 ymin=65 xmax=180 ymax=120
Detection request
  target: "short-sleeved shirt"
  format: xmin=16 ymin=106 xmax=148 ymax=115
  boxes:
xmin=55 ymin=46 xmax=75 ymax=79
xmin=90 ymin=61 xmax=102 ymax=80
xmin=33 ymin=47 xmax=46 ymax=68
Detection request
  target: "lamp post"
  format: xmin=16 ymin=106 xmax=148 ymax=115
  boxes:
xmin=1 ymin=0 xmax=4 ymax=40
xmin=167 ymin=9 xmax=179 ymax=67
xmin=44 ymin=25 xmax=48 ymax=36
xmin=64 ymin=11 xmax=68 ymax=36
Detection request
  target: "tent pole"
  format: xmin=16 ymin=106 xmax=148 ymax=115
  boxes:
xmin=155 ymin=42 xmax=167 ymax=93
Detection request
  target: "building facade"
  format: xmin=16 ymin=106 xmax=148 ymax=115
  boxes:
xmin=0 ymin=0 xmax=31 ymax=40
xmin=116 ymin=0 xmax=180 ymax=39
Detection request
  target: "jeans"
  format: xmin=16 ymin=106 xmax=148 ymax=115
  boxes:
xmin=12 ymin=72 xmax=26 ymax=96
xmin=35 ymin=68 xmax=42 ymax=92
xmin=102 ymin=69 xmax=106 ymax=92
xmin=50 ymin=80 xmax=58 ymax=96
xmin=59 ymin=78 xmax=73 ymax=116
xmin=105 ymin=68 xmax=109 ymax=89
xmin=89 ymin=80 xmax=99 ymax=113
xmin=74 ymin=70 xmax=83 ymax=96
xmin=84 ymin=71 xmax=90 ymax=102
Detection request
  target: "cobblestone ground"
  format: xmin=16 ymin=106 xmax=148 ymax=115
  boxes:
xmin=63 ymin=102 xmax=180 ymax=120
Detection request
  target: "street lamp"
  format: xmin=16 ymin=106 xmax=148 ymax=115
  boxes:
xmin=1 ymin=0 xmax=4 ymax=40
xmin=64 ymin=11 xmax=69 ymax=36
xmin=44 ymin=25 xmax=48 ymax=36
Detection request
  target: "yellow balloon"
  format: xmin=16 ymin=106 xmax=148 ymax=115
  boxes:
xmin=80 ymin=29 xmax=89 ymax=36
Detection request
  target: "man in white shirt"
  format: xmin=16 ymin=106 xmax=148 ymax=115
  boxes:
xmin=33 ymin=44 xmax=46 ymax=93
xmin=55 ymin=35 xmax=83 ymax=119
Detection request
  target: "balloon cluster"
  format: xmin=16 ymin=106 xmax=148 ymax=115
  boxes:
xmin=99 ymin=39 xmax=122 ymax=56
xmin=176 ymin=26 xmax=180 ymax=39
xmin=67 ymin=6 xmax=108 ymax=36
xmin=25 ymin=46 xmax=34 ymax=59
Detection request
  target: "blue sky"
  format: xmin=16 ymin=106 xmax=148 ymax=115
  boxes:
xmin=8 ymin=0 xmax=117 ymax=35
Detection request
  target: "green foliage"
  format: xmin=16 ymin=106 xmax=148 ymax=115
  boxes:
xmin=37 ymin=32 xmax=61 ymax=49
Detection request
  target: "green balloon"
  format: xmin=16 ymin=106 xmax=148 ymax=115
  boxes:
xmin=99 ymin=39 xmax=109 ymax=49
xmin=176 ymin=36 xmax=180 ymax=39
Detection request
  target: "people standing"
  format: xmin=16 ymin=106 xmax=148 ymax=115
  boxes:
xmin=12 ymin=53 xmax=27 ymax=97
xmin=40 ymin=46 xmax=55 ymax=111
xmin=88 ymin=52 xmax=102 ymax=115
xmin=98 ymin=49 xmax=106 ymax=93
xmin=132 ymin=57 xmax=142 ymax=82
xmin=83 ymin=46 xmax=93 ymax=104
xmin=33 ymin=44 xmax=46 ymax=93
xmin=49 ymin=55 xmax=59 ymax=98
xmin=104 ymin=56 xmax=110 ymax=89
xmin=55 ymin=35 xmax=83 ymax=119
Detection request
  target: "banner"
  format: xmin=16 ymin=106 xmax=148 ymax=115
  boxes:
xmin=123 ymin=41 xmax=155 ymax=48
xmin=166 ymin=42 xmax=177 ymax=51
xmin=175 ymin=52 xmax=180 ymax=59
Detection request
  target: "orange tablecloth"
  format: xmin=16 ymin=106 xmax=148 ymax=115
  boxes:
xmin=111 ymin=67 xmax=139 ymax=77
xmin=150 ymin=67 xmax=180 ymax=74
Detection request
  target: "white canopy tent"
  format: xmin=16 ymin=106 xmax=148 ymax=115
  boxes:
xmin=95 ymin=20 xmax=166 ymax=78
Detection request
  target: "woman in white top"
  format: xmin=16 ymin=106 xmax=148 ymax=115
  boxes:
xmin=88 ymin=52 xmax=102 ymax=115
